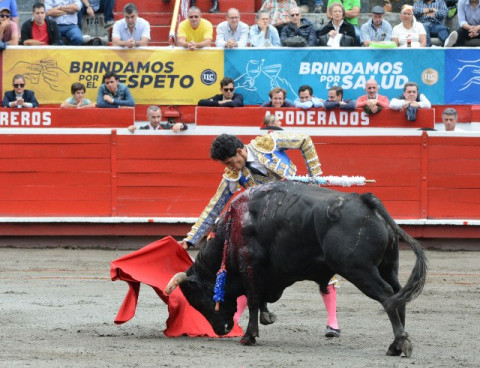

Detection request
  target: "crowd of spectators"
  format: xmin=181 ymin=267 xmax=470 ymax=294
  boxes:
xmin=0 ymin=0 xmax=476 ymax=48
xmin=0 ymin=0 xmax=470 ymax=132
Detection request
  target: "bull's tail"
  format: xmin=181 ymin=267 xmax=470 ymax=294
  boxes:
xmin=361 ymin=193 xmax=428 ymax=311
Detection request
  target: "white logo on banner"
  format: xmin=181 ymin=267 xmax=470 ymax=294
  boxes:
xmin=299 ymin=61 xmax=409 ymax=89
xmin=451 ymin=58 xmax=480 ymax=92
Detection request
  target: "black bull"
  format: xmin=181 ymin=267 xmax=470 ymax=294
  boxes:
xmin=166 ymin=181 xmax=427 ymax=357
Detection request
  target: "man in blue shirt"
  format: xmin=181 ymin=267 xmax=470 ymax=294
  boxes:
xmin=360 ymin=6 xmax=393 ymax=47
xmin=111 ymin=3 xmax=150 ymax=48
xmin=413 ymin=0 xmax=450 ymax=46
xmin=451 ymin=0 xmax=480 ymax=46
xmin=294 ymin=85 xmax=324 ymax=109
xmin=44 ymin=0 xmax=83 ymax=45
xmin=215 ymin=8 xmax=249 ymax=48
xmin=96 ymin=71 xmax=135 ymax=108
xmin=248 ymin=10 xmax=281 ymax=47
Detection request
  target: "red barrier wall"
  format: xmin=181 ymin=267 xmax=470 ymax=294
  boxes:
xmin=0 ymin=108 xmax=135 ymax=128
xmin=1 ymin=130 xmax=479 ymax=222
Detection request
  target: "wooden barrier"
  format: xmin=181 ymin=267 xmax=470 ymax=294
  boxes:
xmin=0 ymin=108 xmax=135 ymax=128
xmin=195 ymin=107 xmax=435 ymax=129
xmin=1 ymin=129 xmax=479 ymax=221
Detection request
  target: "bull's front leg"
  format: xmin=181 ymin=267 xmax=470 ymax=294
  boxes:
xmin=240 ymin=304 xmax=259 ymax=345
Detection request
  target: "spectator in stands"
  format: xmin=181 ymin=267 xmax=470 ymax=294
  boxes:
xmin=261 ymin=87 xmax=294 ymax=107
xmin=324 ymin=86 xmax=355 ymax=111
xmin=281 ymin=6 xmax=317 ymax=46
xmin=389 ymin=82 xmax=431 ymax=110
xmin=449 ymin=0 xmax=480 ymax=46
xmin=294 ymin=85 xmax=324 ymax=109
xmin=177 ymin=6 xmax=213 ymax=50
xmin=0 ymin=0 xmax=18 ymax=25
xmin=215 ymin=8 xmax=248 ymax=48
xmin=360 ymin=5 xmax=393 ymax=47
xmin=78 ymin=0 xmax=115 ymax=30
xmin=299 ymin=0 xmax=324 ymax=14
xmin=2 ymin=74 xmax=39 ymax=108
xmin=112 ymin=3 xmax=150 ymax=48
xmin=392 ymin=4 xmax=427 ymax=47
xmin=20 ymin=3 xmax=61 ymax=46
xmin=414 ymin=0 xmax=453 ymax=47
xmin=355 ymin=79 xmax=389 ymax=114
xmin=442 ymin=108 xmax=462 ymax=131
xmin=390 ymin=82 xmax=431 ymax=121
xmin=96 ymin=71 xmax=135 ymax=108
xmin=44 ymin=0 xmax=83 ymax=45
xmin=318 ymin=3 xmax=357 ymax=46
xmin=198 ymin=77 xmax=244 ymax=107
xmin=260 ymin=0 xmax=297 ymax=33
xmin=61 ymin=82 xmax=96 ymax=108
xmin=128 ymin=106 xmax=187 ymax=133
xmin=0 ymin=7 xmax=17 ymax=45
xmin=261 ymin=114 xmax=283 ymax=130
xmin=327 ymin=0 xmax=361 ymax=43
xmin=248 ymin=10 xmax=281 ymax=47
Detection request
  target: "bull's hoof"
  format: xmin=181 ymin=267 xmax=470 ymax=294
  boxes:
xmin=260 ymin=311 xmax=277 ymax=325
xmin=240 ymin=335 xmax=256 ymax=345
xmin=386 ymin=333 xmax=412 ymax=357
xmin=386 ymin=344 xmax=402 ymax=356
xmin=401 ymin=338 xmax=413 ymax=358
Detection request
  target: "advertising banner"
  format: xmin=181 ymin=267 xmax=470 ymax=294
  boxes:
xmin=225 ymin=49 xmax=445 ymax=105
xmin=444 ymin=49 xmax=480 ymax=104
xmin=2 ymin=48 xmax=223 ymax=105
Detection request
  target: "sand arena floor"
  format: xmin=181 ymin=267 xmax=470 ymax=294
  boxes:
xmin=1 ymin=247 xmax=479 ymax=367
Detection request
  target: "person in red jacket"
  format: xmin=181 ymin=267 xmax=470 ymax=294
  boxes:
xmin=20 ymin=2 xmax=61 ymax=45
xmin=355 ymin=79 xmax=390 ymax=115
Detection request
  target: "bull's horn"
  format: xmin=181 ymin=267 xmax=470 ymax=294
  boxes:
xmin=164 ymin=272 xmax=188 ymax=295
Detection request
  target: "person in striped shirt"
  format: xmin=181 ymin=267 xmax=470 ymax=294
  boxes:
xmin=360 ymin=5 xmax=392 ymax=47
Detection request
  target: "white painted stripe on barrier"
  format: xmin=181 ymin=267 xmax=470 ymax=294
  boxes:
xmin=2 ymin=126 xmax=480 ymax=137
xmin=0 ymin=217 xmax=197 ymax=223
xmin=0 ymin=217 xmax=478 ymax=226
xmin=0 ymin=128 xmax=113 ymax=135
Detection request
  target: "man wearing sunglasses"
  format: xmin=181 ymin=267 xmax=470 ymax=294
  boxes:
xmin=0 ymin=7 xmax=19 ymax=45
xmin=3 ymin=74 xmax=39 ymax=108
xmin=280 ymin=6 xmax=317 ymax=46
xmin=177 ymin=6 xmax=213 ymax=51
xmin=198 ymin=77 xmax=244 ymax=107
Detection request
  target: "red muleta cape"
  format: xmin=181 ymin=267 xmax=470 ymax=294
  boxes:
xmin=110 ymin=236 xmax=243 ymax=337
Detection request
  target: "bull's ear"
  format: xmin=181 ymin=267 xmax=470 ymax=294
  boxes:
xmin=164 ymin=272 xmax=188 ymax=295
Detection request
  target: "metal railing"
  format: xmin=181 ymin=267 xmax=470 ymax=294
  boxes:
xmin=168 ymin=0 xmax=189 ymax=46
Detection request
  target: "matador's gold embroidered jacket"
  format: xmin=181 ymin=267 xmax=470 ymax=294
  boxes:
xmin=185 ymin=132 xmax=322 ymax=245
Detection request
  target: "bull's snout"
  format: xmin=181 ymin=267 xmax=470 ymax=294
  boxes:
xmin=213 ymin=320 xmax=233 ymax=336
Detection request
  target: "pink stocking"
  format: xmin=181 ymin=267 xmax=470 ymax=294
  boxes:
xmin=233 ymin=295 xmax=248 ymax=323
xmin=321 ymin=284 xmax=339 ymax=329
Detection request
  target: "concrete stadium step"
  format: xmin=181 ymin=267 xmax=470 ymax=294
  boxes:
xmin=115 ymin=0 xmax=256 ymax=14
